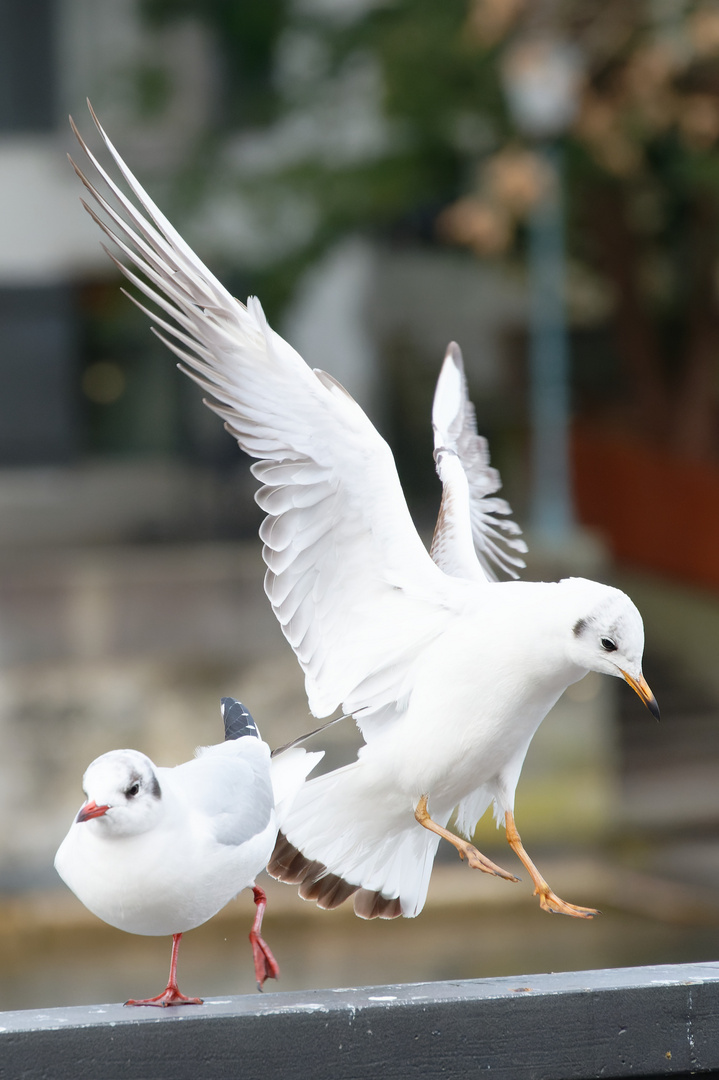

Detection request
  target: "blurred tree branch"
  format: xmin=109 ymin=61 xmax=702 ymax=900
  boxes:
xmin=138 ymin=0 xmax=719 ymax=458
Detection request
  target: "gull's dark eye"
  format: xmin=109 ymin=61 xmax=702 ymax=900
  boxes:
xmin=125 ymin=782 xmax=140 ymax=798
xmin=601 ymin=638 xmax=617 ymax=652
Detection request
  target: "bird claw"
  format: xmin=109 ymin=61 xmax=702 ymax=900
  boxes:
xmin=536 ymin=888 xmax=599 ymax=919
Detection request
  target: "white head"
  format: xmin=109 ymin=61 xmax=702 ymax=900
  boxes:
xmin=74 ymin=749 xmax=164 ymax=838
xmin=562 ymin=578 xmax=659 ymax=718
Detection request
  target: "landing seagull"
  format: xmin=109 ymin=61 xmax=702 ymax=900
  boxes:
xmin=55 ymin=698 xmax=320 ymax=1005
xmin=69 ymin=104 xmax=659 ymax=925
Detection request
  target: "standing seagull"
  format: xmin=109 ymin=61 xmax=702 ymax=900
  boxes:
xmin=68 ymin=105 xmax=659 ymax=925
xmin=55 ymin=698 xmax=320 ymax=1005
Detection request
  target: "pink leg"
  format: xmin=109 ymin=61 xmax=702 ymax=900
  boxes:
xmin=125 ymin=933 xmax=203 ymax=1007
xmin=249 ymin=885 xmax=280 ymax=991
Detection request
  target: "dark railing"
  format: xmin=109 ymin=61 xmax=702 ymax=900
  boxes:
xmin=3 ymin=962 xmax=719 ymax=1080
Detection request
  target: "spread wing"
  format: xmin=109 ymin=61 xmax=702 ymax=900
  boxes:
xmin=430 ymin=343 xmax=527 ymax=582
xmin=70 ymin=105 xmax=464 ymax=737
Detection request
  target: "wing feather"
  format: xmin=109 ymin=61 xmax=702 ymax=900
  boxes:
xmin=430 ymin=343 xmax=528 ymax=582
xmin=72 ymin=105 xmax=464 ymax=733
xmin=170 ymin=743 xmax=274 ymax=848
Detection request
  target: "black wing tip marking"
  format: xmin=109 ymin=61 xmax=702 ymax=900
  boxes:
xmin=221 ymin=697 xmax=261 ymax=741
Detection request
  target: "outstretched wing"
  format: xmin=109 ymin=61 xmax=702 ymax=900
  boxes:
xmin=430 ymin=343 xmax=527 ymax=582
xmin=70 ymin=105 xmax=464 ymax=735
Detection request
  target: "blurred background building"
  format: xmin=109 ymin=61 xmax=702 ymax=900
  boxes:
xmin=3 ymin=0 xmax=719 ymax=1009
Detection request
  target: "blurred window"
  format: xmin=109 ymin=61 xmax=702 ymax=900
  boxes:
xmin=0 ymin=0 xmax=57 ymax=133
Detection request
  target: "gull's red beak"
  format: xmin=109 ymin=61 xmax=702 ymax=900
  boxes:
xmin=76 ymin=800 xmax=110 ymax=823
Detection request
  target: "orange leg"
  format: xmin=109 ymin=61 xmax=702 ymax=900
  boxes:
xmin=415 ymin=795 xmax=519 ymax=881
xmin=125 ymin=933 xmax=203 ymax=1007
xmin=505 ymin=809 xmax=599 ymax=918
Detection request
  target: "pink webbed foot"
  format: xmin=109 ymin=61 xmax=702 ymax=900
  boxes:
xmin=124 ymin=932 xmax=203 ymax=1008
xmin=250 ymin=884 xmax=280 ymax=990
xmin=124 ymin=986 xmax=203 ymax=1008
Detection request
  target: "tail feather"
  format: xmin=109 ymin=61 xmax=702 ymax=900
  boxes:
xmin=269 ymin=746 xmax=324 ymax=816
xmin=270 ymin=835 xmax=360 ymax=909
xmin=300 ymin=868 xmax=360 ymax=909
xmin=354 ymin=890 xmax=402 ymax=920
xmin=267 ymin=833 xmax=403 ymax=919
xmin=270 ymin=761 xmax=447 ymax=918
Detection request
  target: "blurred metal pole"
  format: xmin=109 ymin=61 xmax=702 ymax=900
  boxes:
xmin=501 ymin=34 xmax=580 ymax=542
xmin=527 ymin=143 xmax=573 ymax=541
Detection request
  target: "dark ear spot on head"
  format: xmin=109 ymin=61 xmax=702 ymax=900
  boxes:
xmin=149 ymin=773 xmax=161 ymax=799
xmin=573 ymin=618 xmax=586 ymax=637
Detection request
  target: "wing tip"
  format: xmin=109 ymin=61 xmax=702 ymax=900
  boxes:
xmin=445 ymin=341 xmax=463 ymax=367
xmin=220 ymin=697 xmax=261 ymax=741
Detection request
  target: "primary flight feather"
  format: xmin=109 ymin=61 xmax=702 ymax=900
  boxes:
xmin=69 ymin=104 xmax=659 ymax=924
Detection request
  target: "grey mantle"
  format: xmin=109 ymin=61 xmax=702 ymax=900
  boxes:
xmin=3 ymin=963 xmax=719 ymax=1080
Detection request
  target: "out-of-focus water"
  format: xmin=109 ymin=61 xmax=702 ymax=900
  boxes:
xmin=4 ymin=853 xmax=719 ymax=1011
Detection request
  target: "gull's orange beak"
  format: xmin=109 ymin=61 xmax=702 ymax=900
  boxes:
xmin=620 ymin=670 xmax=660 ymax=721
xmin=76 ymin=800 xmax=110 ymax=823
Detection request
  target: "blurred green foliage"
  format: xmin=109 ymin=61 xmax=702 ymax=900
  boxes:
xmin=136 ymin=0 xmax=504 ymax=312
xmin=134 ymin=0 xmax=719 ymax=457
xmin=142 ymin=0 xmax=289 ymax=125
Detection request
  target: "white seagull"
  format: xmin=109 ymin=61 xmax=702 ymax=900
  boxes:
xmin=68 ymin=104 xmax=659 ymax=926
xmin=55 ymin=698 xmax=320 ymax=1005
